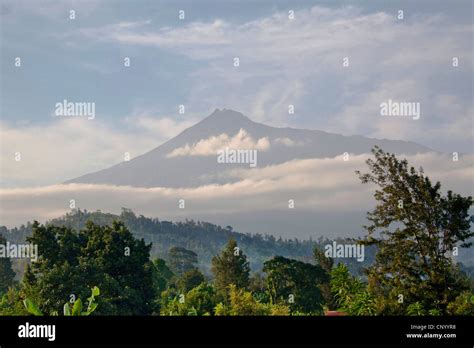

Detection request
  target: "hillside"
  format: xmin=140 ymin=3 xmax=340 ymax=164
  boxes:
xmin=1 ymin=209 xmax=376 ymax=278
xmin=3 ymin=209 xmax=472 ymax=280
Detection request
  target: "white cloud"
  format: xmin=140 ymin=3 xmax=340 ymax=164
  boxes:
xmin=130 ymin=116 xmax=194 ymax=137
xmin=2 ymin=0 xmax=104 ymax=19
xmin=2 ymin=4 xmax=472 ymax=193
xmin=1 ymin=152 xmax=471 ymax=228
xmin=0 ymin=114 xmax=194 ymax=188
xmin=328 ymin=80 xmax=474 ymax=150
xmin=72 ymin=6 xmax=472 ymax=144
xmin=167 ymin=128 xmax=270 ymax=158
xmin=274 ymin=137 xmax=304 ymax=147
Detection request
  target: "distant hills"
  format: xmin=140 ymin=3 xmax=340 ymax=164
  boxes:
xmin=1 ymin=209 xmax=376 ymax=278
xmin=2 ymin=209 xmax=473 ymax=280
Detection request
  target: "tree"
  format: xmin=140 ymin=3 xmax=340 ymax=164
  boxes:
xmin=150 ymin=258 xmax=174 ymax=313
xmin=0 ymin=234 xmax=16 ymax=294
xmin=356 ymin=147 xmax=473 ymax=314
xmin=214 ymin=284 xmax=290 ymax=316
xmin=160 ymin=283 xmax=218 ymax=316
xmin=151 ymin=258 xmax=174 ymax=294
xmin=23 ymin=221 xmax=155 ymax=315
xmin=249 ymin=272 xmax=270 ymax=303
xmin=211 ymin=239 xmax=250 ymax=297
xmin=23 ymin=286 xmax=101 ymax=316
xmin=313 ymin=247 xmax=336 ymax=310
xmin=0 ymin=286 xmax=29 ymax=315
xmin=263 ymin=256 xmax=327 ymax=314
xmin=447 ymin=291 xmax=474 ymax=315
xmin=177 ymin=268 xmax=206 ymax=292
xmin=330 ymin=263 xmax=376 ymax=315
xmin=168 ymin=247 xmax=198 ymax=276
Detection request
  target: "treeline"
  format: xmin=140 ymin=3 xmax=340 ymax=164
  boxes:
xmin=0 ymin=209 xmax=376 ymax=279
xmin=1 ymin=147 xmax=473 ymax=316
xmin=0 ymin=220 xmax=335 ymax=315
xmin=0 ymin=219 xmax=472 ymax=316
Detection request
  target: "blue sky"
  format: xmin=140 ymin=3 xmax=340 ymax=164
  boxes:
xmin=1 ymin=0 xmax=473 ymax=188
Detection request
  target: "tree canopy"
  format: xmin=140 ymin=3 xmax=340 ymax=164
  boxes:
xmin=211 ymin=239 xmax=250 ymax=297
xmin=356 ymin=146 xmax=473 ymax=314
xmin=263 ymin=256 xmax=328 ymax=314
xmin=0 ymin=234 xmax=16 ymax=294
xmin=23 ymin=221 xmax=154 ymax=315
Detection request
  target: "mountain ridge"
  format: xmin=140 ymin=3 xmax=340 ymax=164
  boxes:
xmin=65 ymin=109 xmax=433 ymax=188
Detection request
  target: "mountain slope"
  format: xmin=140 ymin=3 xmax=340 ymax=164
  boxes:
xmin=66 ymin=109 xmax=432 ymax=188
xmin=0 ymin=209 xmax=374 ymax=277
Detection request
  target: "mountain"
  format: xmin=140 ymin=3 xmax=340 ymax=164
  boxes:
xmin=66 ymin=109 xmax=432 ymax=188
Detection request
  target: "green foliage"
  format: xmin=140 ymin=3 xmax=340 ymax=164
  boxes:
xmin=0 ymin=286 xmax=29 ymax=315
xmin=219 ymin=284 xmax=265 ymax=315
xmin=263 ymin=256 xmax=327 ymax=314
xmin=177 ymin=268 xmax=206 ymax=292
xmin=160 ymin=283 xmax=218 ymax=316
xmin=0 ymin=234 xmax=16 ymax=294
xmin=23 ymin=298 xmax=43 ymax=316
xmin=350 ymin=290 xmax=377 ymax=316
xmin=63 ymin=286 xmax=100 ymax=316
xmin=314 ymin=247 xmax=334 ymax=273
xmin=1 ymin=209 xmax=387 ymax=282
xmin=406 ymin=302 xmax=425 ymax=316
xmin=168 ymin=247 xmax=199 ymax=276
xmin=249 ymin=272 xmax=271 ymax=304
xmin=2 ymin=149 xmax=473 ymax=318
xmin=214 ymin=284 xmax=290 ymax=316
xmin=330 ymin=263 xmax=376 ymax=315
xmin=313 ymin=248 xmax=336 ymax=310
xmin=23 ymin=221 xmax=154 ymax=315
xmin=211 ymin=239 xmax=250 ymax=297
xmin=214 ymin=302 xmax=227 ymax=316
xmin=447 ymin=291 xmax=474 ymax=315
xmin=357 ymin=146 xmax=473 ymax=315
xmin=405 ymin=301 xmax=442 ymax=316
xmin=24 ymin=286 xmax=100 ymax=316
xmin=151 ymin=259 xmax=174 ymax=293
xmin=150 ymin=258 xmax=174 ymax=313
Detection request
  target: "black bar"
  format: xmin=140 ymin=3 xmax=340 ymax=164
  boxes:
xmin=0 ymin=316 xmax=472 ymax=346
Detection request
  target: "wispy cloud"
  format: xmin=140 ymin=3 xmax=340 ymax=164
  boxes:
xmin=70 ymin=6 xmax=472 ymax=149
xmin=0 ymin=114 xmax=193 ymax=187
xmin=167 ymin=128 xmax=270 ymax=158
xmin=1 ymin=2 xmax=472 ymax=195
xmin=1 ymin=153 xmax=471 ymax=228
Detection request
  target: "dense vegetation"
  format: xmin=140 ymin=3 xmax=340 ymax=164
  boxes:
xmin=1 ymin=212 xmax=378 ymax=280
xmin=0 ymin=148 xmax=473 ymax=316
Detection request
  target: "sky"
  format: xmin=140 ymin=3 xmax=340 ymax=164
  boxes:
xmin=0 ymin=0 xmax=473 ymax=235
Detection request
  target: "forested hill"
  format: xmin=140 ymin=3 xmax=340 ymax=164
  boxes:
xmin=0 ymin=209 xmax=375 ymax=276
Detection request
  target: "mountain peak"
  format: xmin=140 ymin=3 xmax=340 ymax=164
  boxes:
xmin=192 ymin=109 xmax=256 ymax=134
xmin=206 ymin=108 xmax=252 ymax=121
xmin=66 ymin=108 xmax=432 ymax=188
